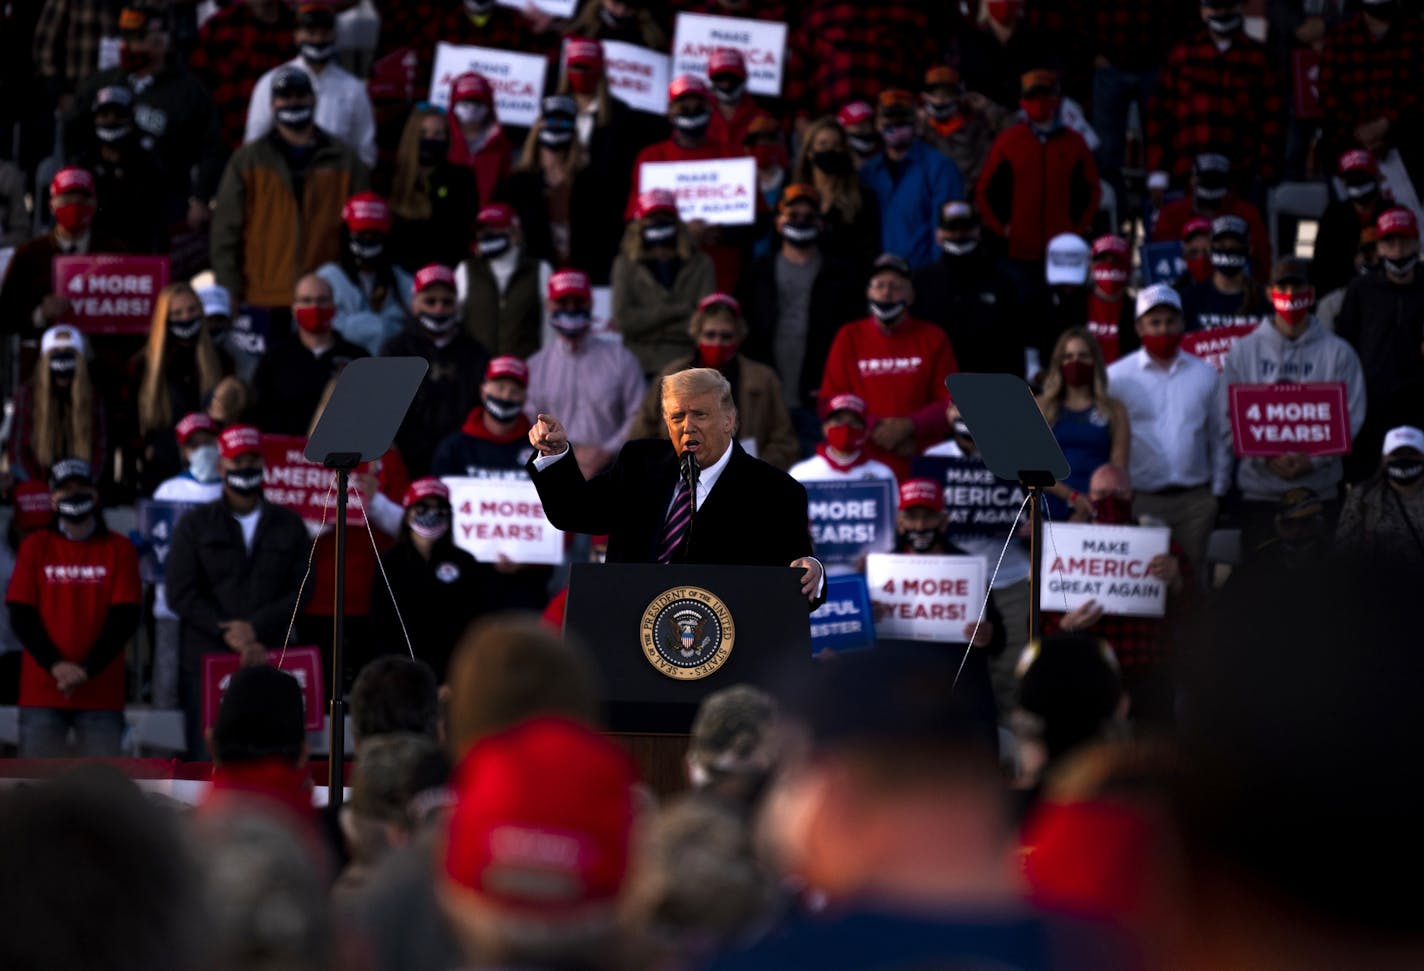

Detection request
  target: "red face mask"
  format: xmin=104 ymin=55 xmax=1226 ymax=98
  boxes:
xmin=987 ymin=0 xmax=1023 ymax=25
xmin=568 ymin=70 xmax=600 ymax=95
xmin=751 ymin=143 xmax=787 ymax=170
xmin=1092 ymin=495 xmax=1133 ymax=525
xmin=1060 ymin=359 xmax=1094 ymax=388
xmin=295 ymin=304 xmax=336 ymax=335
xmin=1021 ymin=95 xmax=1060 ymax=125
xmin=53 ymin=201 xmax=94 ymax=234
xmin=825 ymin=423 xmax=868 ymax=455
xmin=1141 ymin=332 xmax=1183 ymax=360
xmin=1186 ymin=254 xmax=1212 ymax=284
xmin=698 ymin=341 xmax=738 ymax=369
xmin=1270 ymin=288 xmax=1313 ymax=326
xmin=1091 ymin=263 xmax=1128 ymax=297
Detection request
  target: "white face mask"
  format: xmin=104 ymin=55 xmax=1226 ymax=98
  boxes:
xmin=452 ymin=101 xmax=489 ymax=127
xmin=188 ymin=444 xmax=220 ymax=483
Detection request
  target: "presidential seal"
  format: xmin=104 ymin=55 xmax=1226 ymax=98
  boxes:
xmin=639 ymin=586 xmax=735 ymax=681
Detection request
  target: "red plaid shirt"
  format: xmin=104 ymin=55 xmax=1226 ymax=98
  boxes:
xmin=189 ymin=1 xmax=296 ymax=148
xmin=33 ymin=0 xmax=118 ymax=92
xmin=784 ymin=1 xmax=938 ymax=119
xmin=1146 ymin=29 xmax=1285 ymax=186
xmin=1082 ymin=0 xmax=1199 ymax=73
xmin=1318 ymin=14 xmax=1424 ymax=152
xmin=412 ymin=7 xmax=557 ymax=98
xmin=673 ymin=0 xmax=793 ymax=22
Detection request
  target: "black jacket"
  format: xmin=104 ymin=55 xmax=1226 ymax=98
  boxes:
xmin=495 ymin=167 xmax=620 ymax=286
xmin=1335 ymin=268 xmax=1424 ymax=440
xmin=75 ymin=141 xmax=171 ymax=254
xmin=529 ymin=438 xmax=813 ymax=569
xmin=380 ymin=326 xmax=490 ymax=477
xmin=741 ymin=249 xmax=863 ymax=407
xmin=253 ymin=332 xmax=368 ymax=435
xmin=369 ymin=540 xmax=492 ymax=681
xmin=388 ymin=161 xmax=480 ymax=272
xmin=166 ymin=498 xmax=313 ymax=670
xmin=912 ymin=249 xmax=1025 ymax=376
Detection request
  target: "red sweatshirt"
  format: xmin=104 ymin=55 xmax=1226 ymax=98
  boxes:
xmin=624 ymin=138 xmax=733 ymax=220
xmin=819 ymin=315 xmax=958 ymax=478
xmin=448 ymin=124 xmax=513 ymax=209
xmin=975 ymin=122 xmax=1101 ymax=262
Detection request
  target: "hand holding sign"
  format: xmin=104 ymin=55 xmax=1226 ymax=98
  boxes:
xmin=529 ymin=414 xmax=569 ymax=456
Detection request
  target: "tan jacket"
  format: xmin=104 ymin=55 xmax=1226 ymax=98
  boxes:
xmin=611 ymin=223 xmax=716 ymax=375
xmin=631 ymin=354 xmax=800 ymax=471
xmin=211 ymin=131 xmax=370 ymax=308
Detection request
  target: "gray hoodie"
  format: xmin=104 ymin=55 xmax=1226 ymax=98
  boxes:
xmin=1220 ymin=317 xmax=1366 ymax=501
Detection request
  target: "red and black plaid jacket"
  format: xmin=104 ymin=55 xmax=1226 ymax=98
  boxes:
xmin=188 ymin=2 xmax=296 ymax=149
xmin=411 ymin=8 xmax=558 ymax=98
xmin=673 ymin=0 xmax=794 ymax=22
xmin=784 ymin=1 xmax=939 ymax=119
xmin=1083 ymin=0 xmax=1199 ymax=74
xmin=1317 ymin=14 xmax=1424 ymax=153
xmin=1146 ymin=29 xmax=1286 ymax=186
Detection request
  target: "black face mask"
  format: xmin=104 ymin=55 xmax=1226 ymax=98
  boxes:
xmin=1343 ymin=178 xmax=1378 ymax=202
xmin=168 ymin=316 xmax=203 ymax=341
xmin=56 ymin=494 xmax=96 ymax=521
xmin=713 ymin=79 xmax=745 ymax=104
xmin=811 ymin=149 xmax=853 ymax=176
xmin=484 ymin=394 xmax=524 ymax=422
xmin=1387 ymin=456 xmax=1424 ymax=485
xmin=350 ymin=235 xmax=385 ymax=261
xmin=96 ymin=123 xmax=132 ymax=144
xmin=869 ymin=299 xmax=907 ymax=323
xmin=781 ymin=221 xmax=819 ymax=248
xmin=1211 ymin=249 xmax=1248 ymax=277
xmin=1205 ymin=11 xmax=1243 ymax=35
xmin=477 ymin=233 xmax=512 ymax=259
xmin=952 ymin=418 xmax=973 ymax=441
xmin=671 ymin=111 xmax=711 ymax=140
xmin=538 ymin=124 xmax=575 ymax=148
xmin=642 ymin=221 xmax=678 ymax=248
xmin=1384 ymin=252 xmax=1419 ymax=276
xmin=225 ymin=468 xmax=264 ymax=495
xmin=300 ymin=42 xmax=337 ymax=64
xmin=419 ymin=312 xmax=458 ymax=335
xmin=275 ymin=105 xmax=315 ymax=130
xmin=924 ymin=100 xmax=958 ymax=122
xmin=898 ymin=528 xmax=939 ymax=553
xmin=49 ymin=351 xmax=78 ymax=376
xmin=418 ymin=137 xmax=449 ymax=166
xmin=847 ymin=132 xmax=879 ymax=157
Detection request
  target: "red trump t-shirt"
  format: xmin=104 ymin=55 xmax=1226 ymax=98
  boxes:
xmin=6 ymin=529 xmax=141 ymax=710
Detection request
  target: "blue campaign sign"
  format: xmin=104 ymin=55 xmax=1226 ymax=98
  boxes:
xmin=809 ymin=574 xmax=876 ymax=654
xmin=135 ymin=499 xmax=201 ymax=583
xmin=911 ymin=455 xmax=1026 ymax=537
xmin=1141 ymin=241 xmax=1185 ymax=286
xmin=804 ymin=478 xmax=895 ymax=567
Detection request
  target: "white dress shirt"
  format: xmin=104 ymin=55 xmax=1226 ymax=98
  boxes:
xmin=244 ymin=57 xmax=377 ymax=167
xmin=1107 ymin=348 xmax=1232 ymax=495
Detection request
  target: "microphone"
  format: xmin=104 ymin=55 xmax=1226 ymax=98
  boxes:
xmin=679 ymin=450 xmax=700 ymax=516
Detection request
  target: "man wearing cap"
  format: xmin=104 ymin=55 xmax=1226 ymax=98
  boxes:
xmin=1107 ymin=283 xmax=1232 ymax=574
xmin=383 ymin=264 xmax=491 ymax=477
xmin=1220 ymin=257 xmax=1367 ymax=545
xmin=820 ymin=254 xmax=958 ymax=479
xmin=706 ymin=48 xmax=764 ymax=154
xmin=860 ymin=89 xmax=963 ymax=271
xmin=4 ymin=458 xmax=140 ymax=757
xmin=1083 ymin=234 xmax=1137 ymax=363
xmin=625 ymin=75 xmax=733 ymax=220
xmin=1313 ymin=150 xmax=1390 ymax=296
xmin=1175 ymin=216 xmax=1215 ymax=287
xmin=166 ymin=424 xmax=313 ymax=758
xmin=431 ymin=356 xmax=535 ymax=479
xmin=446 ymin=72 xmax=512 ymax=210
xmin=148 ymin=411 xmax=225 ymax=708
xmin=1145 ymin=3 xmax=1284 ymax=192
xmin=1317 ymin=2 xmax=1424 ymax=161
xmin=316 ymin=191 xmax=414 ymax=356
xmin=455 ymin=203 xmax=542 ymax=359
xmin=1149 ymin=153 xmax=1271 ymax=280
xmin=1334 ymin=207 xmax=1424 ymax=475
xmin=911 ymin=200 xmax=1022 ymax=376
xmin=791 ymin=392 xmax=898 ymax=486
xmin=243 ymin=1 xmax=376 ymax=166
xmin=1337 ymin=425 xmax=1424 ymax=566
xmin=1031 ymin=233 xmax=1092 ymax=365
xmin=742 ymin=183 xmax=861 ymax=435
xmin=919 ymin=66 xmax=1007 ymax=188
xmin=0 ymin=168 xmax=118 ymax=337
xmin=252 ymin=273 xmax=368 ymax=436
xmin=524 ymin=269 xmax=645 ymax=480
xmin=189 ymin=0 xmax=297 ymax=148
xmin=1178 ymin=215 xmax=1270 ymax=333
xmin=211 ymin=65 xmax=370 ymax=311
xmin=976 ymin=70 xmax=1100 ymax=282
xmin=528 ymin=367 xmax=825 ymax=605
xmin=836 ymin=101 xmax=881 ymax=170
xmin=75 ymin=83 xmax=169 ymax=255
xmin=68 ymin=5 xmax=224 ymax=230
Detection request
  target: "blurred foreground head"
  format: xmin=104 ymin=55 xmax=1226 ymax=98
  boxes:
xmin=0 ymin=767 xmax=203 ymax=971
xmin=1175 ymin=550 xmax=1424 ymax=962
xmin=687 ymin=684 xmax=783 ymax=809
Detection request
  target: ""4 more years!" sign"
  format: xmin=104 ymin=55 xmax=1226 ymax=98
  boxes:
xmin=444 ymin=476 xmax=564 ymax=565
xmin=54 ymin=253 xmax=169 ymax=334
xmin=1228 ymin=382 xmax=1351 ymax=457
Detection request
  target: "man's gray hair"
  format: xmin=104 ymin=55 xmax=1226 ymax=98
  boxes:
xmin=660 ymin=367 xmax=735 ymax=415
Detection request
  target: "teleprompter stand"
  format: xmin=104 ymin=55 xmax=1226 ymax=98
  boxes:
xmin=305 ymin=356 xmax=427 ymax=808
xmin=945 ymin=374 xmax=1071 ymax=641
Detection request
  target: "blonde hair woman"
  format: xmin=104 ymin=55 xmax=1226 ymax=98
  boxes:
xmin=1035 ymin=327 xmax=1130 ymax=520
xmin=7 ymin=325 xmax=105 ymax=484
xmin=791 ymin=117 xmax=881 ymax=267
xmin=388 ymin=103 xmax=481 ymax=270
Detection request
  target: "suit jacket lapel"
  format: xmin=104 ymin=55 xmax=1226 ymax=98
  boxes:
xmin=691 ymin=441 xmax=743 ymax=524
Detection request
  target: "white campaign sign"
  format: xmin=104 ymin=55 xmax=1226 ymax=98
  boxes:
xmin=672 ymin=13 xmax=788 ymax=97
xmin=498 ymin=0 xmax=577 ymax=18
xmin=430 ymin=42 xmax=548 ymax=127
xmin=1039 ymin=523 xmax=1171 ymax=618
xmin=444 ymin=476 xmax=565 ymax=566
xmin=638 ymin=157 xmax=757 ymax=225
xmin=600 ymin=40 xmax=670 ymax=116
xmin=866 ymin=553 xmax=986 ymax=644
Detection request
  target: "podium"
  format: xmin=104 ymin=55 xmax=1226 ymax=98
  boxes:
xmin=565 ymin=562 xmax=813 ymax=740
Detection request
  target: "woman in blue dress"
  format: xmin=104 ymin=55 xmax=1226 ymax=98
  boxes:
xmin=1036 ymin=327 xmax=1129 ymax=521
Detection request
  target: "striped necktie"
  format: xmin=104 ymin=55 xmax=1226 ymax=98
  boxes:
xmin=656 ymin=477 xmax=693 ymax=563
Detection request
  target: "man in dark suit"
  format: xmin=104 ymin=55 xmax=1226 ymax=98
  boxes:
xmin=527 ymin=367 xmax=825 ymax=605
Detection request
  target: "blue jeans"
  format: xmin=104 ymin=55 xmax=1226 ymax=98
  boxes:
xmin=1092 ymin=64 xmax=1158 ymax=198
xmin=18 ymin=707 xmax=124 ymax=758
